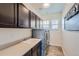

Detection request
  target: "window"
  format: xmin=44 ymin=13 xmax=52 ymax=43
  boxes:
xmin=39 ymin=20 xmax=59 ymax=30
xmin=51 ymin=20 xmax=59 ymax=30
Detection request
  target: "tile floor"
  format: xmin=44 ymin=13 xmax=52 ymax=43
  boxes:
xmin=47 ymin=45 xmax=64 ymax=56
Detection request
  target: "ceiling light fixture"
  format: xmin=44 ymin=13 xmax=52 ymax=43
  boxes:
xmin=43 ymin=3 xmax=50 ymax=8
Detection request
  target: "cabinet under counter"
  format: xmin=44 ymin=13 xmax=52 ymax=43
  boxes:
xmin=0 ymin=38 xmax=41 ymax=56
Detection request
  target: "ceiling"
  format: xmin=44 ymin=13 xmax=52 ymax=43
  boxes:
xmin=29 ymin=3 xmax=65 ymax=20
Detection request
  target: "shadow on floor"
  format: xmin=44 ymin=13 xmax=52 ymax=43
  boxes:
xmin=47 ymin=45 xmax=64 ymax=56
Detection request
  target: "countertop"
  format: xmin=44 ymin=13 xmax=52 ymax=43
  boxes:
xmin=0 ymin=38 xmax=41 ymax=56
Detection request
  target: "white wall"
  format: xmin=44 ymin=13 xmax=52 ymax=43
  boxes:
xmin=0 ymin=28 xmax=32 ymax=50
xmin=49 ymin=30 xmax=62 ymax=46
xmin=62 ymin=3 xmax=79 ymax=56
xmin=49 ymin=13 xmax=62 ymax=46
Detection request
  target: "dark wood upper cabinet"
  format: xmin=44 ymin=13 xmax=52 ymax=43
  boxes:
xmin=30 ymin=12 xmax=36 ymax=29
xmin=0 ymin=3 xmax=17 ymax=27
xmin=40 ymin=20 xmax=43 ymax=29
xmin=35 ymin=15 xmax=37 ymax=28
xmin=0 ymin=3 xmax=42 ymax=28
xmin=35 ymin=15 xmax=37 ymax=29
xmin=36 ymin=16 xmax=40 ymax=29
xmin=18 ymin=4 xmax=30 ymax=28
xmin=39 ymin=18 xmax=41 ymax=29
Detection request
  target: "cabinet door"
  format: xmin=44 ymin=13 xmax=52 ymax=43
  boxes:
xmin=36 ymin=17 xmax=40 ymax=29
xmin=32 ymin=42 xmax=41 ymax=56
xmin=35 ymin=15 xmax=37 ymax=29
xmin=18 ymin=4 xmax=29 ymax=28
xmin=23 ymin=50 xmax=32 ymax=56
xmin=30 ymin=12 xmax=36 ymax=29
xmin=38 ymin=18 xmax=40 ymax=29
xmin=0 ymin=3 xmax=17 ymax=27
xmin=40 ymin=20 xmax=43 ymax=29
xmin=35 ymin=15 xmax=37 ymax=28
